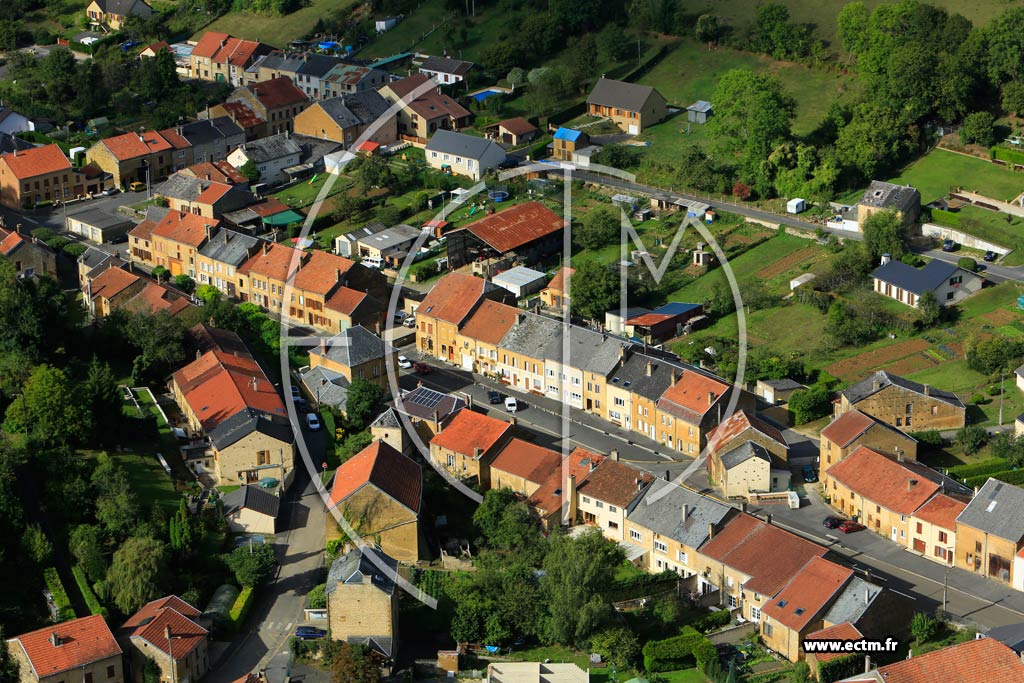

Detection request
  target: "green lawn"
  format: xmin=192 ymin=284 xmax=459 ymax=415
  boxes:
xmin=658 ymin=670 xmax=706 ymax=683
xmin=637 ymin=38 xmax=853 ymax=136
xmin=883 ymin=149 xmax=1024 ymax=204
xmin=195 ymin=0 xmax=359 ymax=48
xmin=81 ymin=448 xmax=181 ymax=511
xmin=273 ymin=174 xmax=351 ymax=210
xmin=360 ymin=3 xmax=454 ymax=60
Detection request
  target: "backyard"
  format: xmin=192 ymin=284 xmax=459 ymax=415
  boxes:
xmin=196 ymin=0 xmax=360 ymax=48
xmin=872 ymin=148 xmax=1024 ymax=204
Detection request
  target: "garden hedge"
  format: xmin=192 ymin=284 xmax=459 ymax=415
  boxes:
xmin=946 ymin=458 xmax=1008 ymax=479
xmin=817 ymin=653 xmax=862 ymax=683
xmin=691 ymin=608 xmax=731 ymax=633
xmin=642 ymin=626 xmax=714 ymax=673
xmin=993 ymin=146 xmax=1024 ymax=166
xmin=43 ymin=567 xmax=76 ymax=621
xmin=228 ymin=586 xmax=256 ymax=631
xmin=601 ymin=569 xmax=678 ymax=602
xmin=72 ymin=566 xmax=108 ymax=617
xmin=964 ymin=469 xmax=1024 ymax=488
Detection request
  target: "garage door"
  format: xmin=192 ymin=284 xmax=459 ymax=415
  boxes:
xmin=913 ymin=538 xmax=926 ymax=553
xmin=628 ymin=124 xmax=639 ymax=135
xmin=461 ymin=354 xmax=474 ymax=371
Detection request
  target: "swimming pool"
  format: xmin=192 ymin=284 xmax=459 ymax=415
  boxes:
xmin=472 ymin=89 xmax=502 ymax=101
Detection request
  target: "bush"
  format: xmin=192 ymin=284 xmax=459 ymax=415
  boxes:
xmin=31 ymin=227 xmax=57 ymax=241
xmin=641 ymin=626 xmax=713 ymax=673
xmin=63 ymin=242 xmax=88 ymax=258
xmin=909 ymin=429 xmax=944 ymax=448
xmin=788 ymin=384 xmax=832 ymax=425
xmin=987 ymin=384 xmax=1003 ymax=396
xmin=72 ymin=566 xmax=108 ymax=617
xmin=817 ymin=653 xmax=862 ymax=683
xmin=308 ymin=583 xmax=326 ymax=609
xmin=44 ymin=236 xmax=70 ymax=251
xmin=946 ymin=458 xmax=1008 ymax=480
xmin=599 ymin=570 xmax=677 ymax=602
xmin=911 ymin=612 xmax=940 ymax=643
xmin=957 ymin=257 xmax=977 ymax=272
xmin=691 ymin=608 xmax=731 ymax=633
xmin=956 ymin=424 xmax=989 ymax=455
xmin=228 ymin=586 xmax=256 ymax=631
xmin=411 ymin=260 xmax=439 ymax=281
xmin=964 ymin=468 xmax=1024 ymax=488
xmin=43 ymin=567 xmax=76 ymax=621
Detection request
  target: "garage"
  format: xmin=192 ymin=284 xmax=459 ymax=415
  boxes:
xmin=461 ymin=354 xmax=474 ymax=371
xmin=628 ymin=124 xmax=638 ymax=135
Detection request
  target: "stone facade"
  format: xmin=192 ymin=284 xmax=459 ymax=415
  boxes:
xmin=839 ymin=383 xmax=965 ymax=431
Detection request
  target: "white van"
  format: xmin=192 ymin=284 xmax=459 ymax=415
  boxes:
xmin=362 ymin=256 xmax=383 ymax=270
xmin=504 ymin=397 xmax=518 ymax=413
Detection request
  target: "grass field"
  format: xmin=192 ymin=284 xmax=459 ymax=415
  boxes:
xmin=882 ymin=149 xmax=1024 ymax=203
xmin=930 ymin=204 xmax=1024 ymax=251
xmin=196 ymin=0 xmax=358 ymax=48
xmin=637 ymin=39 xmax=853 ymax=136
xmin=359 ymin=3 xmax=451 ymax=58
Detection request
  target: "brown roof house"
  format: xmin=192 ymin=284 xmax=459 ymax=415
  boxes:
xmin=833 ymin=637 xmax=1024 ymax=683
xmin=8 ymin=616 xmax=123 ymax=683
xmin=0 ymin=226 xmax=57 ymax=278
xmin=444 ymin=201 xmax=564 ymax=272
xmin=955 ymin=478 xmax=1024 ymax=587
xmin=415 ymin=271 xmax=513 ymax=363
xmin=86 ymin=0 xmax=152 ymax=31
xmin=485 ymin=117 xmax=539 ymax=146
xmin=429 ymin=408 xmax=514 ymax=487
xmin=379 ymin=74 xmax=471 ymax=141
xmin=706 ymin=410 xmax=790 ymax=499
xmin=326 ymin=440 xmax=423 ymax=562
xmin=575 ymin=454 xmax=653 ymax=542
xmin=189 ymin=31 xmax=272 ymax=86
xmin=836 ymin=370 xmax=965 ymax=431
xmin=908 ymin=492 xmax=966 ymax=566
xmin=819 ymin=409 xmax=918 ymax=470
xmin=586 ymin=78 xmax=667 ymax=135
xmin=293 ymin=91 xmax=397 ymax=149
xmin=120 ymin=596 xmax=208 ymax=683
xmin=326 ymin=547 xmax=400 ymax=662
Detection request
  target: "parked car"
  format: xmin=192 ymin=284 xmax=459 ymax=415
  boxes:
xmin=487 ymin=390 xmax=503 ymax=405
xmin=305 ymin=413 xmax=321 ymax=431
xmin=403 ymin=316 xmax=417 ymax=328
xmin=942 ymin=239 xmax=957 ymax=252
xmin=393 ymin=311 xmax=407 ymax=324
xmin=822 ymin=517 xmax=843 ymax=529
xmin=100 ymin=187 xmax=119 ymax=196
xmin=802 ymin=465 xmax=818 ymax=483
xmin=129 ymin=181 xmax=146 ymax=192
xmin=838 ymin=520 xmax=865 ymax=534
xmin=413 ymin=361 xmax=431 ymax=374
xmin=294 ymin=626 xmax=327 ymax=640
xmin=291 ymin=385 xmax=301 ymax=400
xmin=109 ymin=233 xmax=129 ymax=244
xmin=397 ymin=355 xmax=413 ymax=369
xmin=504 ymin=396 xmax=518 ymax=413
xmin=984 ymin=250 xmax=998 ymax=262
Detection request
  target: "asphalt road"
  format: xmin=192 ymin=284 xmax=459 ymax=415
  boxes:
xmin=0 ymin=189 xmax=150 ymax=232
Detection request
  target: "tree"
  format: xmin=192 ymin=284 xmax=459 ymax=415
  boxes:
xmin=344 ymin=378 xmax=385 ymax=431
xmin=836 ymin=2 xmax=870 ymax=58
xmin=21 ymin=524 xmax=52 ymax=566
xmin=70 ymin=524 xmax=108 ymax=582
xmin=959 ymin=111 xmax=996 ymax=147
xmin=473 ymin=488 xmax=543 ymax=556
xmin=107 ymin=536 xmax=167 ymax=614
xmin=990 ymin=432 xmax=1024 ymax=467
xmin=910 ymin=612 xmax=939 ymax=643
xmin=576 ymin=206 xmax=620 ymax=250
xmin=151 ymin=265 xmax=168 ymax=283
xmin=987 ymin=7 xmax=1024 ymax=85
xmin=731 ymin=181 xmax=751 ymax=200
xmin=330 ymin=642 xmax=380 ymax=683
xmin=598 ymin=25 xmax=633 ymax=62
xmin=589 ymin=627 xmax=640 ymax=669
xmin=92 ymin=453 xmax=141 ymax=539
xmin=541 ymin=529 xmax=624 ymax=646
xmin=861 ymin=210 xmax=906 ymax=261
xmin=789 ymin=661 xmax=810 ymax=683
xmin=447 ymin=552 xmax=544 ymax=645
xmin=0 ymin=628 xmax=20 ymax=683
xmin=1002 ymin=82 xmax=1024 ymax=116
xmin=917 ymin=290 xmax=941 ymax=327
xmin=356 ymin=155 xmax=396 ymax=192
xmin=570 ymin=260 xmax=618 ymax=321
xmin=966 ymin=335 xmax=1024 ymax=374
xmin=695 ymin=14 xmax=720 ymax=47
xmin=142 ymin=657 xmax=162 ymax=683
xmin=3 ymin=365 xmax=90 ymax=445
xmin=788 ymin=385 xmax=831 ymax=425
xmin=225 ymin=542 xmax=277 ymax=587
xmin=120 ymin=311 xmax=186 ymax=383
xmin=956 ymin=424 xmax=988 ymax=455
xmin=82 ymin=357 xmax=122 ymax=444
xmin=195 ymin=284 xmax=222 ymax=305
xmin=173 ymin=274 xmax=196 ymax=294
xmin=239 ymin=160 xmax=260 ymax=184
xmin=308 ymin=583 xmax=327 ymax=609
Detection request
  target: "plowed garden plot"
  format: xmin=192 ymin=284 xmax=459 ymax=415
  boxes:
xmin=825 ymin=339 xmax=932 ymax=381
xmin=883 ymin=353 xmax=940 ymax=376
xmin=981 ymin=309 xmax=1020 ymax=326
xmin=756 ymin=247 xmax=819 ymax=279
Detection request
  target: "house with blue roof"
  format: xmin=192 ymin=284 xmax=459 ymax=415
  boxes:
xmin=870 ymin=255 xmax=982 ymax=309
xmin=552 ymin=127 xmax=590 ymax=161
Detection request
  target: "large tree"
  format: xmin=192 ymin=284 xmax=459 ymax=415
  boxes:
xmin=861 ymin=210 xmax=906 ymax=261
xmin=344 ymin=378 xmax=385 ymax=431
xmin=225 ymin=542 xmax=277 ymax=587
xmin=473 ymin=488 xmax=544 ymax=557
xmin=575 ymin=206 xmax=620 ymax=250
xmin=569 ymin=260 xmax=619 ymax=321
xmin=3 ymin=365 xmax=90 ymax=445
xmin=987 ymin=7 xmax=1024 ymax=86
xmin=70 ymin=524 xmax=109 ymax=583
xmin=330 ymin=643 xmax=381 ymax=683
xmin=107 ymin=536 xmax=167 ymax=614
xmin=81 ymin=357 xmax=122 ymax=444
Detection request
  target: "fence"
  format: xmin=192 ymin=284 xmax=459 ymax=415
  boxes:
xmin=920 ymin=223 xmax=1011 ymax=254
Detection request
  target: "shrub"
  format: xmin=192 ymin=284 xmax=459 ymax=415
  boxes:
xmin=956 ymin=424 xmax=988 ymax=455
xmin=411 ymin=260 xmax=439 ymax=281
xmin=308 ymin=583 xmax=326 ymax=609
xmin=63 ymin=242 xmax=88 ymax=258
xmin=911 ymin=612 xmax=940 ymax=643
xmin=692 ymin=608 xmax=731 ymax=633
xmin=908 ymin=429 xmax=944 ymax=448
xmin=43 ymin=567 xmax=76 ymax=621
xmin=987 ymin=384 xmax=1003 ymax=396
xmin=228 ymin=586 xmax=255 ymax=631
xmin=964 ymin=468 xmax=1024 ymax=488
xmin=31 ymin=227 xmax=57 ymax=241
xmin=641 ymin=626 xmax=711 ymax=673
xmin=817 ymin=653 xmax=862 ymax=683
xmin=957 ymin=257 xmax=977 ymax=272
xmin=72 ymin=566 xmax=108 ymax=617
xmin=947 ymin=458 xmax=1008 ymax=479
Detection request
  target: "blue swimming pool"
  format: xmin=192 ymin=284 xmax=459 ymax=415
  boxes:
xmin=472 ymin=89 xmax=502 ymax=101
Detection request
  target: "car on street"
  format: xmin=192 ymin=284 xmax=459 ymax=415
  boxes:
xmin=413 ymin=361 xmax=431 ymax=374
xmin=294 ymin=626 xmax=327 ymax=640
xmin=403 ymin=315 xmax=416 ymax=328
xmin=397 ymin=355 xmax=413 ymax=369
xmin=100 ymin=187 xmax=119 ymax=196
xmin=822 ymin=517 xmax=843 ymax=529
xmin=291 ymin=385 xmax=301 ymax=400
xmin=305 ymin=413 xmax=321 ymax=431
xmin=129 ymin=181 xmax=146 ymax=192
xmin=504 ymin=396 xmax=518 ymax=413
xmin=942 ymin=239 xmax=957 ymax=252
xmin=487 ymin=390 xmax=503 ymax=405
xmin=802 ymin=465 xmax=818 ymax=483
xmin=838 ymin=520 xmax=865 ymax=534
xmin=984 ymin=250 xmax=998 ymax=262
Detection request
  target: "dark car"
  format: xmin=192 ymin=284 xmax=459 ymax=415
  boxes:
xmin=822 ymin=516 xmax=843 ymax=529
xmin=109 ymin=233 xmax=129 ymax=244
xmin=294 ymin=626 xmax=327 ymax=640
xmin=801 ymin=465 xmax=818 ymax=483
xmin=413 ymin=361 xmax=431 ymax=374
xmin=942 ymin=239 xmax=957 ymax=252
xmin=487 ymin=390 xmax=503 ymax=405
xmin=984 ymin=250 xmax=998 ymax=262
xmin=838 ymin=520 xmax=865 ymax=534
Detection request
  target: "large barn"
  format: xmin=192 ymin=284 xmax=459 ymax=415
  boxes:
xmin=445 ymin=201 xmax=564 ymax=272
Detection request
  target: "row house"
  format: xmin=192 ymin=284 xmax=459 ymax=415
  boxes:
xmin=189 ymin=31 xmax=273 ymax=86
xmin=955 ymin=478 xmax=1024 ymax=588
xmin=575 ymin=455 xmax=653 ymax=542
xmin=128 ymin=206 xmax=169 ymax=266
xmin=120 ymin=596 xmax=209 ymax=683
xmin=489 ymin=438 xmax=562 ymax=500
xmin=207 ymin=77 xmax=310 ymax=141
xmin=149 ymin=211 xmax=221 ymax=278
xmin=322 ymin=63 xmax=389 ymax=99
xmin=177 ymin=117 xmax=246 ymax=164
xmin=309 ymin=324 xmax=394 ymax=393
xmin=194 ymin=229 xmax=262 ymax=298
xmin=819 ymin=408 xmax=918 ymax=470
xmin=0 ymin=144 xmax=106 ymax=209
xmin=836 ymin=370 xmax=966 ymax=431
xmin=154 ymin=171 xmax=254 ymax=219
xmin=428 ymin=408 xmax=514 ymax=488
xmin=833 ymin=638 xmax=1024 ymax=683
xmin=655 ymin=367 xmax=742 ymax=455
xmin=293 ymin=91 xmax=397 ymax=148
xmin=526 ymin=447 xmax=605 ymax=528
xmin=86 ymin=129 xmax=191 ymax=188
xmin=416 ymin=271 xmax=513 ymax=362
xmin=455 ymin=299 xmax=520 ymax=377
xmin=910 ymin=492 xmax=966 ymax=567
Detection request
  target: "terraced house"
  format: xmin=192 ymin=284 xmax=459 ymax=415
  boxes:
xmin=149 ymin=211 xmax=220 ymax=278
xmin=836 ymin=370 xmax=966 ymax=431
xmin=0 ymin=144 xmax=94 ymax=209
xmin=194 ymin=229 xmax=262 ymax=298
xmin=87 ymin=129 xmax=191 ymax=188
xmin=428 ymin=408 xmax=514 ymax=487
xmin=575 ymin=456 xmax=653 ymax=542
xmin=955 ymin=478 xmax=1024 ymax=587
xmin=455 ymin=299 xmax=519 ymax=376
xmin=819 ymin=408 xmax=918 ymax=469
xmin=416 ymin=271 xmax=512 ymax=362
xmin=189 ymin=31 xmax=272 ymax=86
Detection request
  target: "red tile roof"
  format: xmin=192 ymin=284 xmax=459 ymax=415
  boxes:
xmin=184 ymin=161 xmax=247 ymax=185
xmin=871 ymin=637 xmax=1024 ymax=683
xmin=248 ymin=77 xmax=308 ymax=110
xmin=128 ymin=607 xmax=207 ymax=658
xmin=239 ymin=241 xmax=303 ymax=281
xmin=172 ymin=349 xmax=285 ymax=430
xmin=825 ymin=446 xmax=939 ymax=516
xmin=0 ymin=229 xmax=25 ymax=255
xmin=141 ymin=41 xmax=169 ymax=55
xmin=459 ymin=300 xmax=519 ymax=345
xmin=419 ymin=272 xmax=491 ymax=325
xmin=329 ymin=440 xmax=422 ymax=513
xmin=699 ymin=513 xmax=827 ymax=596
xmin=219 ymin=101 xmax=264 ymax=130
xmin=527 ymin=448 xmax=605 ymax=517
xmin=153 ymin=211 xmax=219 ymax=247
xmin=490 ymin=438 xmax=562 ymax=484
xmin=123 ymin=595 xmax=201 ymax=630
xmin=158 ymin=127 xmax=191 ymax=150
xmin=657 ymin=370 xmax=729 ymax=422
xmin=804 ymin=622 xmax=863 ymax=663
xmin=384 ymin=74 xmax=471 ymax=121
xmin=820 ymin=410 xmax=876 ymax=447
xmin=913 ymin=493 xmax=967 ymax=531
xmin=544 ymin=266 xmax=574 ymax=293
xmin=191 ymin=31 xmax=230 ymax=58
xmin=90 ymin=266 xmax=141 ymax=300
xmin=194 ymin=181 xmax=234 ymax=205
xmin=247 ymin=197 xmax=290 ymax=217
xmin=499 ymin=117 xmax=538 ymax=136
xmin=130 ymin=218 xmax=158 ymax=242
xmin=576 ymin=457 xmax=654 ymax=508
xmin=128 ymin=282 xmax=194 ymax=317
xmin=461 ymin=201 xmax=565 ymax=253
xmin=626 ymin=312 xmax=673 ymax=326
xmin=293 ymin=250 xmax=354 ymax=295
xmin=10 ymin=616 xmax=121 ymax=678
xmin=761 ymin=557 xmax=854 ymax=632
xmin=99 ymin=130 xmax=173 ymax=161
xmin=706 ymin=409 xmax=787 ymax=454
xmin=324 ymin=286 xmax=368 ymax=316
xmin=0 ymin=144 xmax=71 ymax=179
xmin=430 ymin=409 xmax=513 ymax=457
xmin=192 ymin=32 xmax=267 ymax=67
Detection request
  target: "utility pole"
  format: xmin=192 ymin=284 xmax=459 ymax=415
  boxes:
xmin=942 ymin=569 xmax=949 ymax=614
xmin=999 ymin=370 xmax=1005 ymax=426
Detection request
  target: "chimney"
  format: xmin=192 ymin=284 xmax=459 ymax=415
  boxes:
xmin=225 ymin=231 xmax=231 ymax=243
xmin=319 ymin=337 xmax=326 ymax=355
xmin=432 ymin=408 xmax=438 ymax=424
xmin=206 ymin=173 xmax=211 ymax=180
xmin=708 ymin=523 xmax=714 ymax=541
xmin=907 ymin=479 xmax=917 ymax=491
xmin=740 ymin=501 xmax=747 ymax=514
xmin=336 ymin=268 xmax=342 ymax=281
xmin=509 ymin=416 xmax=517 ymax=426
xmin=765 ymin=513 xmax=772 ymax=525
xmin=872 ymin=380 xmax=880 ymax=392
xmin=138 ymin=133 xmax=145 ymax=143
xmin=671 ymin=369 xmax=678 ymax=385
xmin=864 ymin=655 xmax=871 ymax=674
xmin=263 ymin=241 xmax=270 ymax=254
xmin=974 ymin=486 xmax=980 ymax=496
xmin=609 ymin=449 xmax=619 ymax=461
xmin=473 ymin=447 xmax=482 ymax=459
xmin=567 ymin=473 xmax=578 ymax=521
xmin=205 ymin=223 xmax=212 ymax=240
xmin=924 ymin=384 xmax=931 ymax=396
xmin=645 ymin=361 xmax=653 ymax=377
xmin=708 ymin=391 xmax=716 ymax=405
xmin=619 ymin=345 xmax=626 ymax=361
xmin=897 ymin=451 xmax=904 ymax=462
xmin=865 ymin=587 xmax=870 ymax=604
xmin=880 ymin=253 xmax=891 ymax=266
xmin=49 ymin=632 xmax=61 ymax=647
xmin=636 ymin=477 xmax=643 ymax=491
xmin=681 ymin=504 xmax=688 ymax=522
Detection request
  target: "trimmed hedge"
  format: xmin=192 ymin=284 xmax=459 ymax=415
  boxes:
xmin=908 ymin=429 xmax=944 ymax=448
xmin=994 ymin=146 xmax=1024 ymax=166
xmin=817 ymin=652 xmax=862 ymax=683
xmin=601 ymin=570 xmax=678 ymax=602
xmin=43 ymin=567 xmax=76 ymax=621
xmin=964 ymin=468 xmax=1024 ymax=488
xmin=947 ymin=458 xmax=1008 ymax=479
xmin=228 ymin=586 xmax=256 ymax=631
xmin=691 ymin=608 xmax=731 ymax=633
xmin=72 ymin=566 xmax=108 ymax=617
xmin=642 ymin=626 xmax=714 ymax=673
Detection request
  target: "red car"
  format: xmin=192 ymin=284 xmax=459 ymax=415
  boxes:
xmin=838 ymin=520 xmax=865 ymax=534
xmin=413 ymin=362 xmax=431 ymax=374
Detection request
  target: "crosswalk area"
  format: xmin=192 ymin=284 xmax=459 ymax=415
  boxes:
xmin=257 ymin=621 xmax=294 ymax=633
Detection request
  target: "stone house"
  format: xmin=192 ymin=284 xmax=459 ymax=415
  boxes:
xmin=308 ymin=325 xmax=394 ymax=393
xmin=149 ymin=211 xmax=220 ymax=278
xmin=326 ymin=547 xmax=399 ymax=662
xmin=121 ymin=596 xmax=208 ymax=683
xmin=379 ymin=74 xmax=471 ymax=140
xmin=189 ymin=32 xmax=272 ymax=86
xmin=819 ymin=409 xmax=918 ymax=470
xmin=226 ymin=134 xmax=302 ymax=186
xmin=415 ymin=271 xmax=511 ymax=362
xmin=488 ymin=438 xmax=561 ymax=496
xmin=955 ymin=478 xmax=1024 ymax=587
xmin=429 ymin=409 xmax=514 ymax=487
xmin=856 ymin=181 xmax=921 ymax=227
xmin=0 ymin=227 xmax=57 ymax=278
xmin=194 ymin=229 xmax=262 ymax=299
xmin=86 ymin=129 xmax=191 ymax=188
xmin=908 ymin=492 xmax=966 ymax=566
xmin=575 ymin=455 xmax=653 ymax=542
xmin=293 ymin=91 xmax=397 ymax=148
xmin=8 ymin=615 xmax=124 ymax=683
xmin=836 ymin=370 xmax=966 ymax=431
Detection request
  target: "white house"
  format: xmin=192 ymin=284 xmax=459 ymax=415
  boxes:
xmin=418 ymin=55 xmax=473 ymax=84
xmin=424 ymin=130 xmax=505 ymax=181
xmin=227 ymin=133 xmax=302 ymax=186
xmin=221 ymin=484 xmax=280 ymax=534
xmin=871 ymin=256 xmax=983 ymax=308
